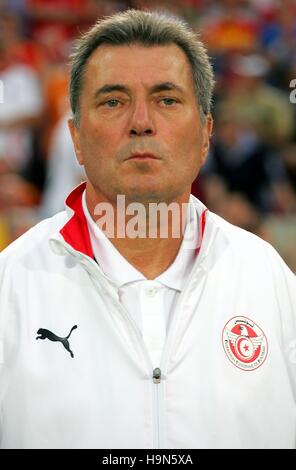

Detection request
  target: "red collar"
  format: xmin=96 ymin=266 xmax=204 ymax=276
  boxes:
xmin=60 ymin=183 xmax=207 ymax=259
xmin=60 ymin=182 xmax=94 ymax=258
xmin=195 ymin=207 xmax=208 ymax=257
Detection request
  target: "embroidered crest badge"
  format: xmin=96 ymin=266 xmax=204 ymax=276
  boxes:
xmin=222 ymin=316 xmax=268 ymax=371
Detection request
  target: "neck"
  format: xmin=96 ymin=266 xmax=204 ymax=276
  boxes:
xmin=85 ymin=182 xmax=192 ymax=279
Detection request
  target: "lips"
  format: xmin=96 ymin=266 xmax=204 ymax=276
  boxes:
xmin=127 ymin=152 xmax=160 ymax=160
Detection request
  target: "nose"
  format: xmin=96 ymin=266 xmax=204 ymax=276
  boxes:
xmin=129 ymin=99 xmax=156 ymax=137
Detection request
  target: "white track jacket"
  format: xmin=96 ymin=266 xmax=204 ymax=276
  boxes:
xmin=0 ymin=182 xmax=295 ymax=449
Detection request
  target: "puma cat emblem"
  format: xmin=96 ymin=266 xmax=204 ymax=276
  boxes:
xmin=36 ymin=325 xmax=77 ymax=358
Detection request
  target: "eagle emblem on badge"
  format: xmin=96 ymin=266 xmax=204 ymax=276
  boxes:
xmin=222 ymin=316 xmax=268 ymax=371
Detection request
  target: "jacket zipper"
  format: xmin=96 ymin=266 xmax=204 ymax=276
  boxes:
xmin=152 ymin=367 xmax=161 ymax=448
xmin=102 ymin=281 xmax=165 ymax=448
xmin=106 ymin=287 xmax=164 ymax=448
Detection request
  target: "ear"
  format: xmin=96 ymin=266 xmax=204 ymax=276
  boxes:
xmin=68 ymin=118 xmax=84 ymax=165
xmin=200 ymin=114 xmax=213 ymax=165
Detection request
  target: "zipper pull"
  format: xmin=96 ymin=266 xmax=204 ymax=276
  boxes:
xmin=153 ymin=367 xmax=161 ymax=384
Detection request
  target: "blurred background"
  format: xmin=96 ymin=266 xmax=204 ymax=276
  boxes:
xmin=0 ymin=0 xmax=295 ymax=270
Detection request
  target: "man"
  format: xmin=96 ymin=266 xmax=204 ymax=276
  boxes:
xmin=0 ymin=9 xmax=295 ymax=449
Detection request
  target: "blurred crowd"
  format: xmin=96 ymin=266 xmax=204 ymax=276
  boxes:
xmin=0 ymin=0 xmax=295 ymax=270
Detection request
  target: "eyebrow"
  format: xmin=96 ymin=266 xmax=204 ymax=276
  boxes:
xmin=93 ymin=81 xmax=185 ymax=100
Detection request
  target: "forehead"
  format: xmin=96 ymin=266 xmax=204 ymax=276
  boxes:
xmin=84 ymin=43 xmax=194 ymax=92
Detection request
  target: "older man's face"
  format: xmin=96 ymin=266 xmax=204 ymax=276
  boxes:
xmin=69 ymin=43 xmax=212 ymax=205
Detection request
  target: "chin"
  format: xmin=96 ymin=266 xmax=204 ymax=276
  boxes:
xmin=124 ymin=192 xmax=163 ymax=204
xmin=123 ymin=186 xmax=182 ymax=205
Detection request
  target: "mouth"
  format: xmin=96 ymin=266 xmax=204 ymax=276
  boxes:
xmin=127 ymin=152 xmax=160 ymax=161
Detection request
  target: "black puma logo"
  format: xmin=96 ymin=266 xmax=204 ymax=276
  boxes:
xmin=36 ymin=325 xmax=77 ymax=358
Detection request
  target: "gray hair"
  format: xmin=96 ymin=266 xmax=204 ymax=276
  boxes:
xmin=70 ymin=9 xmax=215 ymax=127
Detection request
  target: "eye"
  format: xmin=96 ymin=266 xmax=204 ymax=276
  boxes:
xmin=103 ymin=99 xmax=121 ymax=108
xmin=159 ymin=97 xmax=178 ymax=106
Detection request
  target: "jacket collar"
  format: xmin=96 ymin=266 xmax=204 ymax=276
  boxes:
xmin=59 ymin=181 xmax=94 ymax=259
